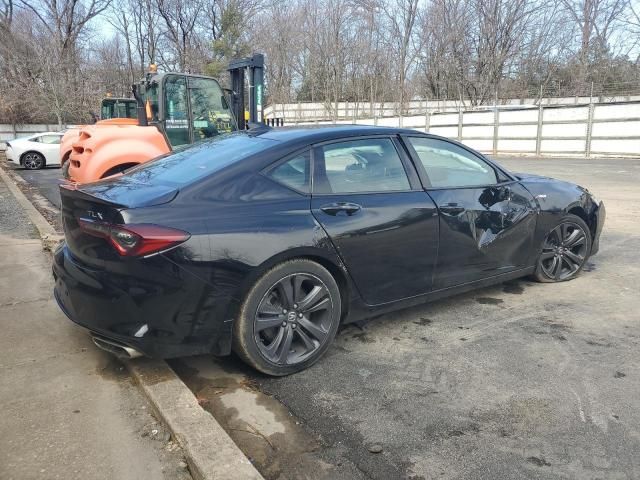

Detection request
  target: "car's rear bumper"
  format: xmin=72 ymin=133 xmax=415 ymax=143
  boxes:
xmin=52 ymin=243 xmax=234 ymax=358
xmin=591 ymin=201 xmax=605 ymax=256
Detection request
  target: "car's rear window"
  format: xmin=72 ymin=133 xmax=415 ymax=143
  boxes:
xmin=124 ymin=133 xmax=277 ymax=186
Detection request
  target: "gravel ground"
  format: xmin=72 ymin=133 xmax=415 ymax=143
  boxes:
xmin=0 ymin=166 xmax=39 ymax=240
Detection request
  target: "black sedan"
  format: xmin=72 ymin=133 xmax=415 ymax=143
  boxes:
xmin=53 ymin=126 xmax=605 ymax=375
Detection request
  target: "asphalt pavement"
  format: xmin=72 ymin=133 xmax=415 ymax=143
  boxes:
xmin=174 ymin=156 xmax=640 ymax=480
xmin=12 ymin=165 xmax=63 ymax=208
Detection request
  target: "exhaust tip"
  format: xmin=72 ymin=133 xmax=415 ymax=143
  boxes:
xmin=92 ymin=336 xmax=143 ymax=359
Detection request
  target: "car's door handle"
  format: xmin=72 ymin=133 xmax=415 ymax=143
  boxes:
xmin=440 ymin=203 xmax=465 ymax=215
xmin=320 ymin=202 xmax=362 ymax=216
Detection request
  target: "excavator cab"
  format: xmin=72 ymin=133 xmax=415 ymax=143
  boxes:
xmin=64 ymin=54 xmax=265 ymax=183
xmin=134 ymin=72 xmax=235 ymax=148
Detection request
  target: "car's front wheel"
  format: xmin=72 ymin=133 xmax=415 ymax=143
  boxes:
xmin=534 ymin=214 xmax=592 ymax=283
xmin=22 ymin=152 xmax=45 ymax=170
xmin=233 ymin=259 xmax=342 ymax=376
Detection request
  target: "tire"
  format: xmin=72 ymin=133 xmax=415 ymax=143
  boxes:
xmin=233 ymin=259 xmax=342 ymax=376
xmin=22 ymin=151 xmax=45 ymax=170
xmin=533 ymin=214 xmax=592 ymax=283
xmin=61 ymin=160 xmax=70 ymax=179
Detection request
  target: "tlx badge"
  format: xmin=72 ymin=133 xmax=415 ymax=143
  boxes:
xmin=88 ymin=211 xmax=103 ymax=220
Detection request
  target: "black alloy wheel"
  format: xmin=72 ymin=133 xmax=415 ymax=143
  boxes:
xmin=23 ymin=152 xmax=45 ymax=170
xmin=255 ymin=273 xmax=333 ymax=365
xmin=535 ymin=214 xmax=591 ymax=282
xmin=233 ymin=259 xmax=341 ymax=376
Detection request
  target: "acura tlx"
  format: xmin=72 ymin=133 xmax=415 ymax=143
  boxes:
xmin=53 ymin=126 xmax=605 ymax=376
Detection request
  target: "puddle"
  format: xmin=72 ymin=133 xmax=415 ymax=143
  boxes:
xmin=170 ymin=356 xmax=345 ymax=480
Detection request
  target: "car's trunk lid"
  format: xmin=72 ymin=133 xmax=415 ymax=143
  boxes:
xmin=59 ymin=178 xmax=178 ymax=266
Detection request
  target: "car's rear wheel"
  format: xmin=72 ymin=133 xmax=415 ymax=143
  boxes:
xmin=22 ymin=152 xmax=45 ymax=170
xmin=533 ymin=214 xmax=591 ymax=283
xmin=233 ymin=259 xmax=341 ymax=376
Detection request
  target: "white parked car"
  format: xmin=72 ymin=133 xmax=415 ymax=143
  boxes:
xmin=4 ymin=132 xmax=64 ymax=169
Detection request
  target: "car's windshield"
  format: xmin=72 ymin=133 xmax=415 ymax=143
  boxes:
xmin=123 ymin=133 xmax=277 ymax=186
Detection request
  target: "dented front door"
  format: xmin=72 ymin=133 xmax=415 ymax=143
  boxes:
xmin=428 ymin=182 xmax=537 ymax=289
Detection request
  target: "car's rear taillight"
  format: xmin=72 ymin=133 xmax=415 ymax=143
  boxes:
xmin=78 ymin=219 xmax=190 ymax=257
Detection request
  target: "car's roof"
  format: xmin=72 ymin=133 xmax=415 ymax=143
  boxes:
xmin=256 ymin=125 xmax=422 ymax=144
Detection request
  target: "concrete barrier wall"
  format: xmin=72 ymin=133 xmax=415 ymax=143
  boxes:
xmin=289 ymin=101 xmax=640 ymax=158
xmin=265 ymin=96 xmax=640 ymax=121
xmin=0 ymin=124 xmax=70 ymax=151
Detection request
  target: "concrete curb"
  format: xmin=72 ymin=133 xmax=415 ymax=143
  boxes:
xmin=128 ymin=359 xmax=263 ymax=480
xmin=0 ymin=166 xmax=264 ymax=480
xmin=0 ymin=166 xmax=64 ymax=251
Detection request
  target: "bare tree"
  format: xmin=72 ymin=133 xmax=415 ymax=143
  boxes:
xmin=0 ymin=0 xmax=638 ymax=125
xmin=560 ymin=0 xmax=629 ymax=90
xmin=383 ymin=0 xmax=420 ymax=113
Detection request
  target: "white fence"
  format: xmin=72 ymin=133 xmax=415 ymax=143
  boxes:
xmin=265 ymin=95 xmax=640 ymax=122
xmin=0 ymin=124 xmax=69 ymax=151
xmin=289 ymin=101 xmax=640 ymax=158
xmin=3 ymin=101 xmax=638 ymax=157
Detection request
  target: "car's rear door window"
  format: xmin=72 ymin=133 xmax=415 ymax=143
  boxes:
xmin=314 ymin=138 xmax=410 ymax=194
xmin=267 ymin=151 xmax=310 ymax=193
xmin=407 ymin=137 xmax=498 ymax=188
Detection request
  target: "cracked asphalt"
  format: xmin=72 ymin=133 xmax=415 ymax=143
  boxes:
xmin=6 ymin=154 xmax=640 ymax=479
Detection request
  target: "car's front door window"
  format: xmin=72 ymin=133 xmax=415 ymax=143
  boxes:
xmin=315 ymin=138 xmax=410 ymax=194
xmin=407 ymin=137 xmax=497 ymax=188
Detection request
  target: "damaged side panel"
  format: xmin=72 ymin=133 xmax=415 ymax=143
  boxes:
xmin=428 ymin=182 xmax=538 ymax=290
